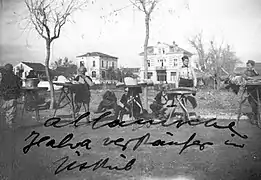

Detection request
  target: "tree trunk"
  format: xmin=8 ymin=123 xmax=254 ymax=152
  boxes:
xmin=45 ymin=40 xmax=55 ymax=109
xmin=143 ymin=14 xmax=150 ymax=110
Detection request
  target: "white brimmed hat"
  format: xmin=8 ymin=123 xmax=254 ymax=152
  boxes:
xmin=124 ymin=77 xmax=138 ymax=86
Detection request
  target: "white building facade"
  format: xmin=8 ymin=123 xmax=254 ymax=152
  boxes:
xmin=13 ymin=62 xmax=46 ymax=79
xmin=76 ymin=52 xmax=118 ymax=83
xmin=139 ymin=42 xmax=194 ymax=84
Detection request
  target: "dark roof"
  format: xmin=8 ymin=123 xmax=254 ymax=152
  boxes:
xmin=52 ymin=66 xmax=77 ymax=77
xmin=22 ymin=62 xmax=45 ymax=71
xmin=76 ymin=52 xmax=118 ymax=59
xmin=139 ymin=43 xmax=193 ymax=56
xmin=234 ymin=63 xmax=261 ymax=75
xmin=122 ymin=68 xmax=140 ymax=73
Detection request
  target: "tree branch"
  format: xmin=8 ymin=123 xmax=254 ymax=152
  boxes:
xmin=129 ymin=0 xmax=145 ymax=13
xmin=148 ymin=0 xmax=157 ymax=15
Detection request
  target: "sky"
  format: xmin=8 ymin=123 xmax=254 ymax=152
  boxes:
xmin=1 ymin=0 xmax=261 ymax=67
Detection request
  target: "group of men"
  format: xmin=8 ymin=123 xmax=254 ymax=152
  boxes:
xmin=0 ymin=56 xmax=260 ymax=129
xmin=96 ymin=55 xmax=198 ymax=119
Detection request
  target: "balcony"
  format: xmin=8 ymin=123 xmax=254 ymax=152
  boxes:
xmin=156 ymin=66 xmax=167 ymax=70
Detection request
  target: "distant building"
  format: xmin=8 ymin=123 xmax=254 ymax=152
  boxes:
xmin=76 ymin=52 xmax=118 ymax=83
xmin=14 ymin=62 xmax=46 ymax=79
xmin=139 ymin=41 xmax=194 ymax=84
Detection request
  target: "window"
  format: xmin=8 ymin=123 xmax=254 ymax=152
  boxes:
xmin=170 ymin=72 xmax=176 ymax=81
xmin=159 ymin=59 xmax=164 ymax=67
xmin=80 ymin=61 xmax=84 ymax=67
xmin=106 ymin=61 xmax=108 ymax=68
xmin=93 ymin=60 xmax=95 ymax=67
xmin=92 ymin=71 xmax=96 ymax=77
xmin=112 ymin=62 xmax=115 ymax=68
xmin=147 ymin=72 xmax=153 ymax=79
xmin=157 ymin=71 xmax=167 ymax=81
xmin=163 ymin=49 xmax=165 ymax=54
xmin=102 ymin=60 xmax=104 ymax=68
xmin=173 ymin=59 xmax=178 ymax=66
xmin=147 ymin=60 xmax=150 ymax=67
xmin=158 ymin=48 xmax=162 ymax=54
xmin=101 ymin=71 xmax=106 ymax=79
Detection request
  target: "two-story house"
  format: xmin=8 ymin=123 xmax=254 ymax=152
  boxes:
xmin=139 ymin=41 xmax=194 ymax=84
xmin=76 ymin=52 xmax=118 ymax=83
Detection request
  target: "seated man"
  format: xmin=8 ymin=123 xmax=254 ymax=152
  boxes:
xmin=243 ymin=60 xmax=260 ymax=124
xmin=117 ymin=86 xmax=144 ymax=119
xmin=150 ymin=84 xmax=168 ymax=118
xmin=95 ymin=90 xmax=118 ymax=113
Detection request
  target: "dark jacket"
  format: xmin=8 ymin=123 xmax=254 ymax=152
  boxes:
xmin=154 ymin=91 xmax=168 ymax=105
xmin=0 ymin=70 xmax=22 ymax=100
xmin=244 ymin=69 xmax=259 ymax=77
xmin=103 ymin=90 xmax=117 ymax=102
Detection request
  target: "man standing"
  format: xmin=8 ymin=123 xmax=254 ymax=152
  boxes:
xmin=243 ymin=60 xmax=260 ymax=124
xmin=176 ymin=56 xmax=197 ymax=109
xmin=0 ymin=64 xmax=22 ymax=128
xmin=73 ymin=66 xmax=94 ymax=118
xmin=176 ymin=56 xmax=197 ymax=88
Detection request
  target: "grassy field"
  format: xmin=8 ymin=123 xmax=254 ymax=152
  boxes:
xmin=1 ymin=87 xmax=260 ymax=180
xmin=37 ymin=87 xmax=249 ymax=120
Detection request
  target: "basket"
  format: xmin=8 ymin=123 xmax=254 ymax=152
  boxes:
xmin=24 ymin=78 xmax=40 ymax=88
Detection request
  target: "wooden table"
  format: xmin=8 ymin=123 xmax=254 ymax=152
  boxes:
xmin=166 ymin=88 xmax=197 ymax=122
xmin=53 ymin=82 xmax=83 ymax=119
xmin=237 ymin=81 xmax=261 ymax=128
xmin=21 ymin=87 xmax=48 ymax=121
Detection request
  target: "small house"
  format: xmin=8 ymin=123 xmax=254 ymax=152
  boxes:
xmin=14 ymin=62 xmax=46 ymax=79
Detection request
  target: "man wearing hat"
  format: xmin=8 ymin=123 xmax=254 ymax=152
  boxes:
xmin=176 ymin=55 xmax=197 ymax=88
xmin=175 ymin=56 xmax=197 ymax=109
xmin=0 ymin=64 xmax=22 ymax=128
xmin=244 ymin=60 xmax=260 ymax=124
xmin=73 ymin=66 xmax=93 ymax=118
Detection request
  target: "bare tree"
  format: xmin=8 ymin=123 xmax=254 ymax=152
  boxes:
xmin=189 ymin=32 xmax=242 ymax=89
xmin=188 ymin=31 xmax=209 ymax=71
xmin=221 ymin=45 xmax=242 ymax=74
xmin=129 ymin=0 xmax=158 ymax=109
xmin=24 ymin=0 xmax=92 ymax=109
xmin=209 ymin=39 xmax=224 ymax=89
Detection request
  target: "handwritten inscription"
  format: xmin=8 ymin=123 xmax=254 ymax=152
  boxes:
xmin=54 ymin=154 xmax=136 ymax=175
xmin=103 ymin=132 xmax=213 ymax=154
xmin=23 ymin=111 xmax=248 ymax=175
xmin=23 ymin=131 xmax=92 ymax=154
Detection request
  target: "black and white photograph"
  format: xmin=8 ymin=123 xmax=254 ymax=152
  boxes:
xmin=0 ymin=0 xmax=261 ymax=179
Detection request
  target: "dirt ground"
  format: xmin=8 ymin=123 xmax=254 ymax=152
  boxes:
xmin=0 ymin=88 xmax=260 ymax=180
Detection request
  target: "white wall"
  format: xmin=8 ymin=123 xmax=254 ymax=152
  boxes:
xmin=13 ymin=62 xmax=33 ymax=79
xmin=76 ymin=55 xmax=118 ymax=83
